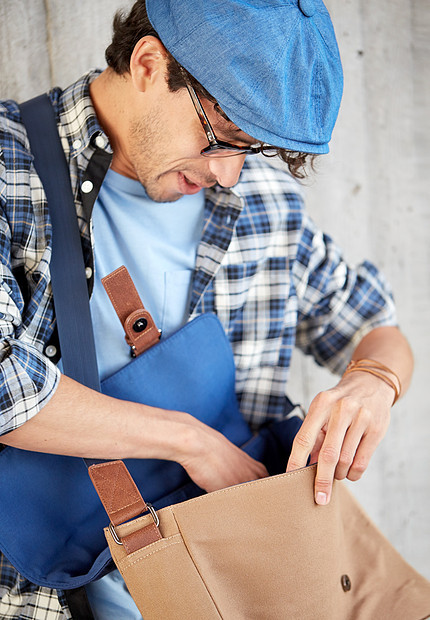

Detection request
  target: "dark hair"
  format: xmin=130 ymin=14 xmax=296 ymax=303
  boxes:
xmin=105 ymin=1 xmax=316 ymax=179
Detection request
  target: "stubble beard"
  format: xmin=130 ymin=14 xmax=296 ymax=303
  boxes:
xmin=128 ymin=111 xmax=217 ymax=203
xmin=127 ymin=111 xmax=180 ymax=203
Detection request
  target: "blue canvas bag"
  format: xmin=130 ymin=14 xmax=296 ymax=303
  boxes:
xmin=0 ymin=95 xmax=301 ymax=589
xmin=0 ymin=312 xmax=300 ymax=589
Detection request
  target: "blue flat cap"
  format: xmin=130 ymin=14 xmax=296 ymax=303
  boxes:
xmin=147 ymin=0 xmax=343 ymax=154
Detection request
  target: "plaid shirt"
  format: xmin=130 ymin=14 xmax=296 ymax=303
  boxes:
xmin=0 ymin=71 xmax=396 ymax=617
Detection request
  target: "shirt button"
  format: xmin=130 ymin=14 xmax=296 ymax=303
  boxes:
xmin=85 ymin=267 xmax=93 ymax=279
xmin=72 ymin=139 xmax=82 ymax=150
xmin=94 ymin=135 xmax=106 ymax=149
xmin=45 ymin=345 xmax=57 ymax=358
xmin=81 ymin=180 xmax=94 ymax=194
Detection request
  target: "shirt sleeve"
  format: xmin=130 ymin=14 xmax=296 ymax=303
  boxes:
xmin=0 ymin=128 xmax=61 ymax=436
xmin=292 ymin=212 xmax=397 ymax=374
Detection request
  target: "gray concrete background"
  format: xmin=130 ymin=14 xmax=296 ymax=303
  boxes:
xmin=1 ymin=1 xmax=429 ymax=579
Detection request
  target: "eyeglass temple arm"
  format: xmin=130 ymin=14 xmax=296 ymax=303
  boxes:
xmin=180 ymin=69 xmax=217 ymax=145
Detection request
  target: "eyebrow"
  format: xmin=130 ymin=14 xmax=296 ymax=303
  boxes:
xmin=212 ymin=102 xmax=258 ymax=144
xmin=221 ymin=127 xmax=243 ymax=139
xmin=212 ymin=119 xmax=251 ymax=141
xmin=223 ymin=128 xmax=259 ymax=147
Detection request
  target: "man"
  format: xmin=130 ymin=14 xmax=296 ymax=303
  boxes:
xmin=0 ymin=0 xmax=413 ymax=618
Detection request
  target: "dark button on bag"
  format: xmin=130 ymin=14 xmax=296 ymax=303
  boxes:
xmin=341 ymin=574 xmax=352 ymax=592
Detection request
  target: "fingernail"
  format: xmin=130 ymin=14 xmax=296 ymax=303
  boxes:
xmin=316 ymin=492 xmax=328 ymax=505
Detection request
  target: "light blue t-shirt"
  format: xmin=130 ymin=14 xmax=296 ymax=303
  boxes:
xmin=89 ymin=168 xmax=205 ymax=381
xmin=85 ymin=169 xmax=205 ymax=618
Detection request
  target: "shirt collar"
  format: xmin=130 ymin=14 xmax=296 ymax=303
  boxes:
xmin=49 ymin=69 xmax=247 ymax=209
xmin=52 ymin=69 xmax=112 ymax=158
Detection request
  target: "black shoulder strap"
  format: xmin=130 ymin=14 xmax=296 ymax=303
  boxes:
xmin=19 ymin=94 xmax=100 ymax=392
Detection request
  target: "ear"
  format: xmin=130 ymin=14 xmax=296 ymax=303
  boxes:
xmin=129 ymin=36 xmax=168 ymax=93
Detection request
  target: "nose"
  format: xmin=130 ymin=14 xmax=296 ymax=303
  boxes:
xmin=207 ymin=155 xmax=246 ymax=188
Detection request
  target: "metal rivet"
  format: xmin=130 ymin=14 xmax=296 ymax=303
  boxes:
xmin=81 ymin=180 xmax=94 ymax=194
xmin=45 ymin=345 xmax=57 ymax=358
xmin=133 ymin=318 xmax=148 ymax=333
xmin=341 ymin=574 xmax=351 ymax=592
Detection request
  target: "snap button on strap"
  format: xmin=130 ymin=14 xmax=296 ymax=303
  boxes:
xmin=101 ymin=265 xmax=161 ymax=357
xmin=133 ymin=317 xmax=148 ymax=333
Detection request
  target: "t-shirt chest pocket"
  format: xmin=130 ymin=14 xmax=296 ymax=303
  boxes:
xmin=160 ymin=270 xmax=194 ymax=336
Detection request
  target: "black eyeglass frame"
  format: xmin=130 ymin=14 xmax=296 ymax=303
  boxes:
xmin=181 ymin=70 xmax=278 ymax=158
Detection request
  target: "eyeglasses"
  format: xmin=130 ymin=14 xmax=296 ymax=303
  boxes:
xmin=181 ymin=71 xmax=278 ymax=158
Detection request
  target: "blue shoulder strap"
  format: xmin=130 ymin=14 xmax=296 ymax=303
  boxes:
xmin=19 ymin=94 xmax=100 ymax=392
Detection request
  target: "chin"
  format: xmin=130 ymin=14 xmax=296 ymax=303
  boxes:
xmin=136 ymin=177 xmax=179 ymax=203
xmin=147 ymin=186 xmax=183 ymax=203
xmin=138 ymin=169 xmax=192 ymax=203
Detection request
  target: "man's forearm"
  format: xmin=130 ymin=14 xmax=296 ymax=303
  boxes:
xmin=1 ymin=373 xmax=269 ymax=493
xmin=1 ymin=373 xmax=188 ymax=461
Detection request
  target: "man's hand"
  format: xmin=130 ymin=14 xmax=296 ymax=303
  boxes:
xmin=286 ymin=370 xmax=393 ymax=505
xmin=179 ymin=421 xmax=268 ymax=493
xmin=286 ymin=326 xmax=413 ymax=505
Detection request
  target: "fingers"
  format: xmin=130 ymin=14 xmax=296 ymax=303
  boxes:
xmin=309 ymin=428 xmax=326 ymax=464
xmin=343 ymin=431 xmax=382 ymax=482
xmin=287 ymin=389 xmax=389 ymax=506
xmin=246 ymin=453 xmax=269 ymax=480
xmin=200 ymin=449 xmax=268 ymax=492
xmin=334 ymin=416 xmax=369 ymax=480
xmin=316 ymin=414 xmax=386 ymax=503
xmin=313 ymin=403 xmax=351 ymax=505
xmin=181 ymin=425 xmax=269 ymax=493
xmin=286 ymin=392 xmax=331 ymax=472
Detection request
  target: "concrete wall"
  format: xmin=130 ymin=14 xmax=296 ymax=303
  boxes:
xmin=289 ymin=0 xmax=430 ymax=580
xmin=1 ymin=1 xmax=429 ymax=579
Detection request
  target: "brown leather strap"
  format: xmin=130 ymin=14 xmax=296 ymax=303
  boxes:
xmin=101 ymin=266 xmax=161 ymax=357
xmin=121 ymin=526 xmax=162 ymax=555
xmin=89 ymin=461 xmax=162 ymax=553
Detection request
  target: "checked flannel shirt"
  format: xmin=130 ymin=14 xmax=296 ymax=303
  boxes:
xmin=0 ymin=71 xmax=397 ymax=618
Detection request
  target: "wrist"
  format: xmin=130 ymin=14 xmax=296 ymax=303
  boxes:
xmin=339 ymin=366 xmax=396 ymax=408
xmin=343 ymin=358 xmax=401 ymax=406
xmin=148 ymin=409 xmax=204 ymax=465
xmin=121 ymin=404 xmax=197 ymax=462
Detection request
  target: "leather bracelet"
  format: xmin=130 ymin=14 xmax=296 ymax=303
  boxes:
xmin=343 ymin=358 xmax=401 ymax=405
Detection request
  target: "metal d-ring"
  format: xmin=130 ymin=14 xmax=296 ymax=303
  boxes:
xmin=108 ymin=502 xmax=160 ymax=546
xmin=108 ymin=522 xmax=123 ymax=545
xmin=146 ymin=502 xmax=160 ymax=527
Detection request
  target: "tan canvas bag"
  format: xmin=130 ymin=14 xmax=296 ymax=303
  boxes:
xmin=90 ymin=460 xmax=430 ymax=620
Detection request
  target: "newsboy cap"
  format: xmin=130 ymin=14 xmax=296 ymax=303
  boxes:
xmin=146 ymin=0 xmax=343 ymax=154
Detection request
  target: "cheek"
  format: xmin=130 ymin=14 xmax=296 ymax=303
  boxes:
xmin=158 ymin=131 xmax=206 ymax=167
xmin=168 ymin=107 xmax=209 ymax=157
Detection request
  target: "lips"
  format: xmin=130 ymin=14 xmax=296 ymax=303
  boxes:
xmin=177 ymin=172 xmax=212 ymax=195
